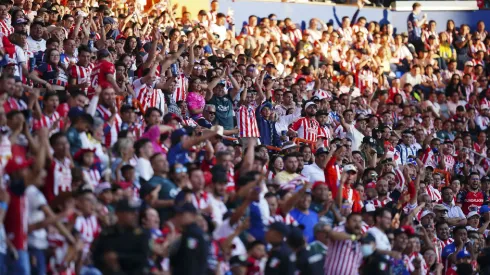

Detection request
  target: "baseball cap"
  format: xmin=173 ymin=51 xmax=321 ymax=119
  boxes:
xmin=457 ymin=250 xmax=471 ymax=259
xmin=12 ymin=18 xmax=28 ymax=26
xmin=305 ymin=102 xmax=317 ymax=109
xmin=94 ymin=182 xmax=112 ymax=196
xmin=97 ymin=49 xmax=111 ymax=59
xmin=467 ymin=211 xmax=481 ymax=219
xmin=343 ymin=164 xmax=357 ymax=173
xmin=481 ymin=205 xmax=490 ymax=214
xmin=163 ymin=112 xmax=183 ymax=124
xmin=362 ymin=204 xmax=376 ymax=214
xmin=4 ymin=155 xmax=33 ymax=174
xmin=433 ymin=204 xmax=448 ymax=212
xmin=360 ymin=233 xmax=376 ymax=244
xmin=139 ymin=182 xmax=160 ymax=199
xmin=170 ymin=128 xmax=188 ymax=142
xmin=268 ymin=222 xmax=291 ymax=237
xmin=115 ymin=199 xmax=141 ymax=212
xmin=394 ymin=225 xmax=415 ymax=236
xmin=315 ymin=147 xmax=329 ymax=156
xmin=420 ymin=210 xmax=435 ymax=219
xmin=312 ymin=181 xmax=326 ymax=190
xmin=120 ymin=104 xmax=136 ymax=113
xmin=465 ymin=61 xmax=474 ymax=67
xmin=174 ymin=202 xmax=198 ymax=214
xmin=362 ymin=136 xmax=377 ymax=147
xmin=229 ymin=255 xmax=252 ymax=268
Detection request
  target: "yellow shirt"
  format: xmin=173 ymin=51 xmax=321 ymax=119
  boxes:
xmin=439 ymin=43 xmax=453 ymax=59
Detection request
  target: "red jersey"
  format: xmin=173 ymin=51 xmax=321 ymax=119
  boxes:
xmin=88 ymin=60 xmax=115 ymax=97
xmin=5 ymin=190 xmax=28 ymax=250
xmin=43 ymin=157 xmax=72 ymax=203
xmin=291 ymin=117 xmax=320 ymax=142
xmin=457 ymin=190 xmax=487 ymax=215
xmin=33 ymin=111 xmax=63 ymax=134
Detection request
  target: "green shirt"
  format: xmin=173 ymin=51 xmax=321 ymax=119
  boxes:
xmin=208 ymin=94 xmax=234 ymax=130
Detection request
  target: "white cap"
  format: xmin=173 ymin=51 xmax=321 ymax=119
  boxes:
xmin=420 ymin=210 xmax=435 ymax=219
xmin=305 ymin=101 xmax=317 ymax=109
xmin=343 ymin=164 xmax=357 ymax=173
xmin=465 ymin=61 xmax=474 ymax=67
xmin=467 ymin=211 xmax=480 ymax=219
xmin=364 ymin=204 xmax=376 ymax=213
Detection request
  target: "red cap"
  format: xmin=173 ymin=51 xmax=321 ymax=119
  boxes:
xmin=73 ymin=148 xmax=96 ymax=162
xmin=365 ymin=182 xmax=377 ymax=189
xmin=312 ymin=181 xmax=326 ymax=189
xmin=4 ymin=155 xmax=33 ymax=175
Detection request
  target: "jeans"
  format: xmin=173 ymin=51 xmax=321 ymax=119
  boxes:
xmin=6 ymin=249 xmax=30 ymax=275
xmin=28 ymin=247 xmax=47 ymax=275
xmin=0 ymin=253 xmax=6 ymax=274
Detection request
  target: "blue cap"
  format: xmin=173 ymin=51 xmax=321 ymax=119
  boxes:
xmin=171 ymin=128 xmax=188 ymax=142
xmin=481 ymin=205 xmax=490 ymax=214
xmin=103 ymin=17 xmax=116 ymax=25
xmin=260 ymin=102 xmax=273 ymax=110
xmin=457 ymin=250 xmax=471 ymax=260
xmin=67 ymin=107 xmax=85 ymax=118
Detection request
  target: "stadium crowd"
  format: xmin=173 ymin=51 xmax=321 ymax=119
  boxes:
xmin=0 ymin=0 xmax=489 ymax=274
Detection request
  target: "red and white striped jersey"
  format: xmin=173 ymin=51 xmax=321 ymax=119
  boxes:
xmin=317 ymin=125 xmax=331 ymax=147
xmin=421 ymin=147 xmax=439 ymax=168
xmin=43 ymin=157 xmax=72 ymax=203
xmin=334 ymin=124 xmax=348 ymax=139
xmin=403 ymin=252 xmax=428 ymax=275
xmin=82 ymin=168 xmax=101 ymax=189
xmin=323 ymin=225 xmax=363 ymax=275
xmin=70 ymin=64 xmax=92 ymax=94
xmin=96 ymin=104 xmax=122 ymax=147
xmin=33 ymin=111 xmax=63 ymax=135
xmin=426 ymin=185 xmax=442 ymax=202
xmin=182 ymin=117 xmax=198 ymax=127
xmin=237 ymin=105 xmax=260 ymax=138
xmin=443 ymin=154 xmax=456 ymax=172
xmin=133 ymin=78 xmax=157 ymax=113
xmin=74 ymin=215 xmax=100 ymax=254
xmin=438 ymin=238 xmax=454 ymax=250
xmin=361 ymin=221 xmax=371 ymax=235
xmin=0 ymin=19 xmax=13 ymax=36
xmin=172 ymin=74 xmax=188 ymax=102
xmin=3 ymin=97 xmax=27 ymax=113
xmin=356 ymin=69 xmax=375 ymax=94
xmin=291 ymin=117 xmax=320 ymax=142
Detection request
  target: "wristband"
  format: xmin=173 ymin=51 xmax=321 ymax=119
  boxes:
xmin=0 ymin=201 xmax=8 ymax=211
xmin=350 ymin=234 xmax=356 ymax=241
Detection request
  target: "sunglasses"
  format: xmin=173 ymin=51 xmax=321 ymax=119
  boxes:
xmin=208 ymin=111 xmax=216 ymax=115
xmin=175 ymin=167 xmax=188 ymax=174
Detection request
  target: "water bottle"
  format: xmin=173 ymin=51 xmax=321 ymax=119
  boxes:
xmin=170 ymin=63 xmax=179 ymax=77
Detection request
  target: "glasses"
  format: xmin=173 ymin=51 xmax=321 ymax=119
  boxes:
xmin=51 ymin=54 xmax=60 ymax=57
xmin=175 ymin=167 xmax=188 ymax=174
xmin=208 ymin=111 xmax=216 ymax=115
xmin=276 ymin=94 xmax=283 ymax=97
xmin=471 ymin=178 xmax=480 ymax=181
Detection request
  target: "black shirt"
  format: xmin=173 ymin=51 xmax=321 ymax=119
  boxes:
xmin=360 ymin=251 xmax=391 ymax=275
xmin=92 ymin=225 xmax=151 ymax=275
xmin=295 ymin=247 xmax=324 ymax=275
xmin=265 ymin=242 xmax=296 ymax=275
xmin=170 ymin=223 xmax=209 ymax=275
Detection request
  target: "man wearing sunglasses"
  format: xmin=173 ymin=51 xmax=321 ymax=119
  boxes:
xmin=456 ymin=172 xmax=488 ymax=215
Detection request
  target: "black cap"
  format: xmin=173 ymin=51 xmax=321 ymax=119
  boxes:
xmin=268 ymin=222 xmax=290 ymax=237
xmin=139 ymin=182 xmax=158 ymax=199
xmin=362 ymin=136 xmax=377 ymax=147
xmin=211 ymin=165 xmax=228 ymax=183
xmin=115 ymin=199 xmax=141 ymax=212
xmin=229 ymin=255 xmax=252 ymax=268
xmin=315 ymin=147 xmax=329 ymax=156
xmin=360 ymin=233 xmax=376 ymax=244
xmin=174 ymin=202 xmax=197 ymax=214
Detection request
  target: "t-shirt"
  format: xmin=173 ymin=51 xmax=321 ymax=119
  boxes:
xmin=407 ymin=12 xmax=422 ymax=41
xmin=367 ymin=226 xmax=391 ymax=252
xmin=167 ymin=143 xmax=191 ymax=166
xmin=290 ymin=208 xmax=319 ymax=243
xmin=208 ymin=94 xmax=234 ymax=130
xmin=88 ymin=60 xmax=115 ymax=96
xmin=135 ymin=158 xmax=153 ymax=182
xmin=26 ymin=185 xmax=48 ymax=249
xmin=148 ymin=175 xmax=178 ymax=221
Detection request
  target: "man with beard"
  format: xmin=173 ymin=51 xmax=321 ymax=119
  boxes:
xmin=324 ymin=213 xmax=364 ymax=275
xmin=442 ymin=226 xmax=469 ymax=272
xmin=367 ymin=208 xmax=400 ymax=260
xmin=291 ymin=101 xmax=320 ymax=143
xmin=456 ymin=172 xmax=487 ymax=215
xmin=275 ymin=153 xmax=301 ymax=186
xmin=435 ymin=222 xmax=454 ymax=255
